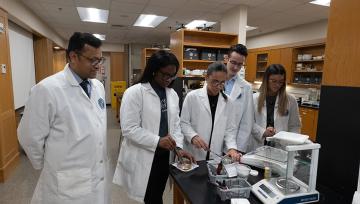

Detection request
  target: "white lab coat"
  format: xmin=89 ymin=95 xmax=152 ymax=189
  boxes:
xmin=112 ymin=83 xmax=183 ymax=203
xmin=18 ymin=64 xmax=109 ymax=204
xmin=248 ymin=92 xmax=301 ymax=151
xmin=180 ymin=86 xmax=238 ymax=161
xmin=228 ymin=76 xmax=254 ymax=153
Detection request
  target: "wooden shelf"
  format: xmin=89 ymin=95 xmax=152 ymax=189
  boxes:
xmin=181 ymin=75 xmax=205 ymax=79
xmin=291 ymin=83 xmax=321 ymax=88
xmin=257 ymin=70 xmax=265 ymax=73
xmin=294 ymin=70 xmax=323 ymax=73
xmin=295 ymin=59 xmax=324 ymax=63
xmin=183 ymin=59 xmax=215 ymax=63
xmin=183 ymin=42 xmax=231 ymax=49
xmin=257 ymin=60 xmax=268 ymax=63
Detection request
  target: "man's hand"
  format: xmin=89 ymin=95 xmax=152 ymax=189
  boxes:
xmin=158 ymin=135 xmax=176 ymax=150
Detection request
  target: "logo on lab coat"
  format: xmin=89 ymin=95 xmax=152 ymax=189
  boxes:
xmin=98 ymin=98 xmax=105 ymax=109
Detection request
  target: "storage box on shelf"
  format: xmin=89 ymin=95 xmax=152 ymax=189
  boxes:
xmin=292 ymin=44 xmax=325 ymax=87
xmin=170 ymin=29 xmax=238 ymax=78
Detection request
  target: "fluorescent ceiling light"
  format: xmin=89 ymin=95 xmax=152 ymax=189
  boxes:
xmin=93 ymin=34 xmax=106 ymax=41
xmin=77 ymin=7 xmax=109 ymax=23
xmin=185 ymin=20 xmax=216 ymax=29
xmin=53 ymin=46 xmax=61 ymax=50
xmin=133 ymin=14 xmax=167 ymax=28
xmin=310 ymin=0 xmax=331 ymax=7
xmin=246 ymin=25 xmax=258 ymax=31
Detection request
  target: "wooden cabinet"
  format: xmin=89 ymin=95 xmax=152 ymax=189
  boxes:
xmin=245 ymin=52 xmax=256 ymax=82
xmin=0 ymin=8 xmax=19 ymax=182
xmin=280 ymin=48 xmax=293 ymax=84
xmin=246 ymin=48 xmax=292 ymax=83
xmin=170 ymin=29 xmax=238 ymax=77
xmin=299 ymin=107 xmax=319 ymax=142
xmin=292 ymin=44 xmax=325 ymax=88
xmin=141 ymin=48 xmax=164 ymax=70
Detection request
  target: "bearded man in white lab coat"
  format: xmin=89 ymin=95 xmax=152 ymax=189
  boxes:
xmin=18 ymin=32 xmax=109 ymax=204
xmin=224 ymin=44 xmax=254 ymax=153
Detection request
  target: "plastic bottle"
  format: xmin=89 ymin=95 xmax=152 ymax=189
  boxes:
xmin=264 ymin=166 xmax=271 ymax=179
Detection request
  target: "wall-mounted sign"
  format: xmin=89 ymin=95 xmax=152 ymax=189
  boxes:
xmin=0 ymin=23 xmax=4 ymax=33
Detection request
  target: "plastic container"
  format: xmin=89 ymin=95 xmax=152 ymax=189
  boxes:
xmin=236 ymin=164 xmax=251 ymax=178
xmin=207 ymin=161 xmax=249 ymax=184
xmin=216 ymin=178 xmax=252 ymax=201
xmin=207 ymin=161 xmax=230 ymax=184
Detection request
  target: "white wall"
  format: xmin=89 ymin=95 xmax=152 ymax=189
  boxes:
xmin=8 ymin=22 xmax=36 ymax=109
xmin=0 ymin=0 xmax=65 ymax=47
xmin=246 ymin=20 xmax=328 ymax=49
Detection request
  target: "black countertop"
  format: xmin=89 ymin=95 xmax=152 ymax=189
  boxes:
xmin=169 ymin=161 xmax=346 ymax=204
xmin=170 ymin=161 xmax=263 ymax=204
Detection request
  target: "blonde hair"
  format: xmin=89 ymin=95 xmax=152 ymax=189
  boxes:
xmin=258 ymin=64 xmax=288 ymax=116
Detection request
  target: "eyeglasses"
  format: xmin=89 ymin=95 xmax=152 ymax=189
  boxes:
xmin=269 ymin=79 xmax=285 ymax=85
xmin=76 ymin=52 xmax=105 ymax=66
xmin=209 ymin=79 xmax=225 ymax=87
xmin=157 ymin=70 xmax=177 ymax=81
xmin=229 ymin=60 xmax=245 ymax=68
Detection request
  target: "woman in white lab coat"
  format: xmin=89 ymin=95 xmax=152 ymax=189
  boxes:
xmin=249 ymin=64 xmax=301 ymax=151
xmin=181 ymin=62 xmax=241 ymax=161
xmin=113 ymin=50 xmax=194 ymax=204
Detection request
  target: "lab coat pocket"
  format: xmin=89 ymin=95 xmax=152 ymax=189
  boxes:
xmin=57 ymin=168 xmax=92 ymax=199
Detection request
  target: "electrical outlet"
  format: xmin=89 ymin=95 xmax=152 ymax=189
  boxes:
xmin=1 ymin=64 xmax=6 ymax=74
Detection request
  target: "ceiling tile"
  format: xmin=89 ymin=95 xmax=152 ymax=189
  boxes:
xmin=110 ymin=1 xmax=146 ymax=13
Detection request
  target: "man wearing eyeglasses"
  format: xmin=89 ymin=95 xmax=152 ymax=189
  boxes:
xmin=224 ymin=44 xmax=254 ymax=154
xmin=18 ymin=32 xmax=110 ymax=204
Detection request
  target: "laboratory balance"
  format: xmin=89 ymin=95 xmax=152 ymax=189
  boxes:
xmin=241 ymin=131 xmax=321 ymax=204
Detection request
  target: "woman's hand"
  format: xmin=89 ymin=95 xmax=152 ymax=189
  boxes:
xmin=176 ymin=149 xmax=196 ymax=164
xmin=226 ymin=149 xmax=242 ymax=162
xmin=263 ymin=127 xmax=276 ymax=138
xmin=191 ymin=135 xmax=209 ymax=150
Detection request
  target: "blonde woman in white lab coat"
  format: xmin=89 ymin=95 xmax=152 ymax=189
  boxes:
xmin=181 ymin=62 xmax=241 ymax=161
xmin=18 ymin=32 xmax=109 ymax=204
xmin=249 ymin=64 xmax=301 ymax=151
xmin=113 ymin=50 xmax=194 ymax=204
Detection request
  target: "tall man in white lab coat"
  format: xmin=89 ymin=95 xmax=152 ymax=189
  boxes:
xmin=224 ymin=44 xmax=254 ymax=153
xmin=18 ymin=32 xmax=109 ymax=204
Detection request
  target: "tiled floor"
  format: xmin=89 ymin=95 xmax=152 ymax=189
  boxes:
xmin=0 ymin=107 xmax=173 ymax=204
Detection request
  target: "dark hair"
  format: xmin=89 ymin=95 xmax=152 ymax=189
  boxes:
xmin=229 ymin=44 xmax=248 ymax=57
xmin=66 ymin=32 xmax=102 ymax=58
xmin=258 ymin=64 xmax=288 ymax=116
xmin=207 ymin=61 xmax=228 ymax=100
xmin=137 ymin=50 xmax=179 ymax=86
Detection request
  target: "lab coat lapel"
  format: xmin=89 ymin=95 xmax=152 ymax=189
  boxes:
xmin=64 ymin=65 xmax=92 ymax=101
xmin=214 ymin=94 xmax=226 ymax=126
xmin=230 ymin=76 xmax=244 ymax=100
xmin=274 ymin=95 xmax=280 ymax=124
xmin=199 ymin=86 xmax=211 ymax=116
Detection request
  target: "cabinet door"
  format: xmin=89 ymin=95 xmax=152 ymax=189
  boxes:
xmin=245 ymin=52 xmax=256 ymax=82
xmin=299 ymin=107 xmax=316 ymax=141
xmin=280 ymin=48 xmax=293 ymax=84
xmin=268 ymin=49 xmax=281 ymax=66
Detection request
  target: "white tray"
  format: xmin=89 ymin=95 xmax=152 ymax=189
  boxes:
xmin=172 ymin=162 xmax=199 ymax=172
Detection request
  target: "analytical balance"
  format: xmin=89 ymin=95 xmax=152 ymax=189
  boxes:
xmin=242 ymin=132 xmax=321 ymax=204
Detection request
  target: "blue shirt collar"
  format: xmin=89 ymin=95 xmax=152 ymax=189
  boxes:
xmin=229 ymin=74 xmax=238 ymax=82
xmin=69 ymin=65 xmax=87 ymax=84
